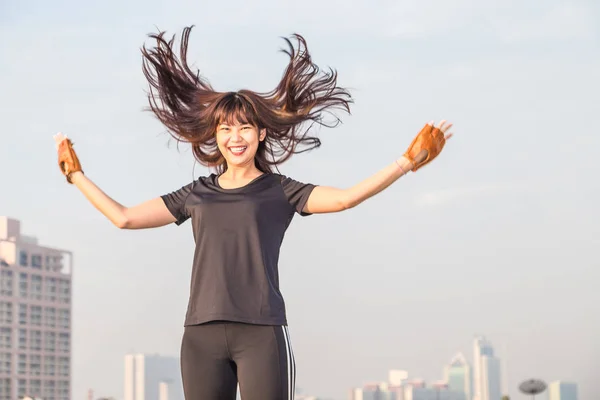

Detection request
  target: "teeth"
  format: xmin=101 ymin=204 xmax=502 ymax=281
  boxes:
xmin=230 ymin=146 xmax=246 ymax=152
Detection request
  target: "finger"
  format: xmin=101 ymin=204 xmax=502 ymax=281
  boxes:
xmin=441 ymin=122 xmax=453 ymax=133
xmin=445 ymin=133 xmax=453 ymax=140
xmin=436 ymin=119 xmax=447 ymax=130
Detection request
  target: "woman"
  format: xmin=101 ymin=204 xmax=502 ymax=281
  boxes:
xmin=54 ymin=26 xmax=452 ymax=400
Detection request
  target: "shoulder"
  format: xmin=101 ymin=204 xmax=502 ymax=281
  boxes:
xmin=272 ymin=173 xmax=312 ymax=187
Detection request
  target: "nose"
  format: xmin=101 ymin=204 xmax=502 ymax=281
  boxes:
xmin=231 ymin=129 xmax=242 ymax=141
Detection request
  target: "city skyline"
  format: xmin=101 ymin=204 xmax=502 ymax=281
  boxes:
xmin=2 ymin=0 xmax=598 ymax=398
xmin=0 ymin=218 xmax=585 ymax=400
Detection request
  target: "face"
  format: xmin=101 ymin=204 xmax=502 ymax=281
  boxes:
xmin=216 ymin=119 xmax=266 ymax=169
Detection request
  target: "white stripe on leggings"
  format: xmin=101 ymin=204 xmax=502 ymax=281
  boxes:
xmin=282 ymin=326 xmax=296 ymax=400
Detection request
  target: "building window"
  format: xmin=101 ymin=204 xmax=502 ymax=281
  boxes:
xmin=45 ymin=306 xmax=56 ymax=328
xmin=58 ymin=357 xmax=69 ymax=377
xmin=58 ymin=279 xmax=70 ymax=304
xmin=29 ymin=354 xmax=42 ymax=376
xmin=0 ymin=270 xmax=13 ymax=296
xmin=31 ymin=305 xmax=42 ymax=326
xmin=18 ymin=353 xmax=26 ymax=374
xmin=58 ymin=309 xmax=70 ymax=330
xmin=58 ymin=380 xmax=69 ymax=400
xmin=0 ymin=328 xmax=11 ymax=349
xmin=58 ymin=332 xmax=70 ymax=353
xmin=29 ymin=379 xmax=42 ymax=398
xmin=19 ymin=251 xmax=28 ymax=267
xmin=43 ymin=379 xmax=56 ymax=398
xmin=17 ymin=379 xmax=27 ymax=398
xmin=18 ymin=303 xmax=27 ymax=325
xmin=18 ymin=272 xmax=28 ymax=298
xmin=44 ymin=355 xmax=56 ymax=376
xmin=18 ymin=329 xmax=27 ymax=350
xmin=31 ymin=254 xmax=42 ymax=269
xmin=31 ymin=274 xmax=43 ymax=301
xmin=0 ymin=378 xmax=11 ymax=400
xmin=44 ymin=331 xmax=56 ymax=353
xmin=0 ymin=352 xmax=11 ymax=374
xmin=30 ymin=330 xmax=42 ymax=352
xmin=45 ymin=277 xmax=57 ymax=302
xmin=0 ymin=302 xmax=12 ymax=324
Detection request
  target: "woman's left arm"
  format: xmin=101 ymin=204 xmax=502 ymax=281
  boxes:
xmin=303 ymin=119 xmax=453 ymax=214
xmin=303 ymin=156 xmax=413 ymax=214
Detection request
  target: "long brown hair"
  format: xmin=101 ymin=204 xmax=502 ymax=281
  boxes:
xmin=141 ymin=26 xmax=353 ymax=174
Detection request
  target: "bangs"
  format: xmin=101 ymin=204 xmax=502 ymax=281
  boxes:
xmin=213 ymin=93 xmax=260 ymax=127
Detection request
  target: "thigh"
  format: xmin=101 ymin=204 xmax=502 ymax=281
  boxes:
xmin=229 ymin=324 xmax=296 ymax=400
xmin=180 ymin=323 xmax=238 ymax=400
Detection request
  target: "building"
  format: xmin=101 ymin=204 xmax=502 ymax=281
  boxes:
xmin=0 ymin=216 xmax=73 ymax=400
xmin=404 ymin=381 xmax=466 ymax=400
xmin=124 ymin=353 xmax=184 ymax=400
xmin=548 ymin=381 xmax=578 ymax=400
xmin=350 ymin=382 xmax=401 ymax=400
xmin=389 ymin=370 xmax=409 ymax=386
xmin=472 ymin=336 xmax=501 ymax=400
xmin=444 ymin=353 xmax=471 ymax=400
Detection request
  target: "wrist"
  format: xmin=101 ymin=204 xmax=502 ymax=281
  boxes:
xmin=69 ymin=171 xmax=84 ymax=185
xmin=395 ymin=156 xmax=413 ymax=174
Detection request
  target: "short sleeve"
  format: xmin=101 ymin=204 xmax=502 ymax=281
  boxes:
xmin=280 ymin=176 xmax=316 ymax=216
xmin=161 ymin=181 xmax=195 ymax=225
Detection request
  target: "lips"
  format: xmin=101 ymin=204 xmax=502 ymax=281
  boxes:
xmin=228 ymin=146 xmax=247 ymax=156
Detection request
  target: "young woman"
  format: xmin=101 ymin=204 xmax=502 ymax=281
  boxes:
xmin=54 ymin=26 xmax=452 ymax=400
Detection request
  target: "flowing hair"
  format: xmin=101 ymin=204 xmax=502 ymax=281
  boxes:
xmin=140 ymin=26 xmax=353 ymax=173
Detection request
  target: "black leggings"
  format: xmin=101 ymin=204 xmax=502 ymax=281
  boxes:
xmin=180 ymin=321 xmax=296 ymax=400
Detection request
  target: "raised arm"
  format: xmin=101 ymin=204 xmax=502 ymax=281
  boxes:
xmin=53 ymin=133 xmax=176 ymax=230
xmin=304 ymin=120 xmax=453 ymax=214
xmin=69 ymin=172 xmax=176 ymax=229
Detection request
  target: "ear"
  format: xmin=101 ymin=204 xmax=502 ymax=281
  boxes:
xmin=259 ymin=129 xmax=266 ymax=141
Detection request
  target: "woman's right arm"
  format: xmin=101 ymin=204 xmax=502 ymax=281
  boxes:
xmin=70 ymin=171 xmax=176 ymax=229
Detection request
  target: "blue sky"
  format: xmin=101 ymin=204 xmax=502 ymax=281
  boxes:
xmin=1 ymin=0 xmax=599 ymax=399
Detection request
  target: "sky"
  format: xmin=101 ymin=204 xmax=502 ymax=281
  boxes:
xmin=1 ymin=0 xmax=599 ymax=399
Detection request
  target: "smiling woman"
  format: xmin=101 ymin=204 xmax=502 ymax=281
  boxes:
xmin=53 ymin=24 xmax=453 ymax=400
xmin=141 ymin=26 xmax=352 ymax=175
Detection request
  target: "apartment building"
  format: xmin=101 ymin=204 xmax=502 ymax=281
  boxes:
xmin=0 ymin=217 xmax=72 ymax=400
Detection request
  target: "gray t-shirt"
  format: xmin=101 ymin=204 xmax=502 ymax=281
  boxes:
xmin=161 ymin=173 xmax=316 ymax=326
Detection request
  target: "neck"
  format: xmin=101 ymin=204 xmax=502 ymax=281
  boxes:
xmin=221 ymin=162 xmax=263 ymax=180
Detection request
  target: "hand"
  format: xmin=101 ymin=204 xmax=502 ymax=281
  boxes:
xmin=404 ymin=119 xmax=453 ymax=171
xmin=53 ymin=132 xmax=84 ymax=184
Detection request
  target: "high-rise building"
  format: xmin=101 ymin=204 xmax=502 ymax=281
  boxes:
xmin=0 ymin=216 xmax=73 ymax=400
xmin=389 ymin=370 xmax=409 ymax=386
xmin=549 ymin=381 xmax=578 ymax=400
xmin=124 ymin=353 xmax=184 ymax=400
xmin=472 ymin=336 xmax=501 ymax=400
xmin=444 ymin=353 xmax=472 ymax=400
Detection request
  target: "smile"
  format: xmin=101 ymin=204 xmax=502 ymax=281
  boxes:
xmin=228 ymin=146 xmax=248 ymax=156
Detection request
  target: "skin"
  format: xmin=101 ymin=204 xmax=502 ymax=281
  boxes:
xmin=214 ymin=119 xmax=267 ymax=189
xmin=52 ymin=119 xmax=452 ymax=228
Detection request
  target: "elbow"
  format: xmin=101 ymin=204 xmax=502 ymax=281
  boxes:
xmin=114 ymin=218 xmax=129 ymax=229
xmin=339 ymin=196 xmax=359 ymax=211
xmin=113 ymin=212 xmax=130 ymax=229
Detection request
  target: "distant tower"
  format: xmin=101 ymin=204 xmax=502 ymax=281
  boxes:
xmin=473 ymin=336 xmax=502 ymax=400
xmin=444 ymin=352 xmax=472 ymax=400
xmin=548 ymin=381 xmax=578 ymax=400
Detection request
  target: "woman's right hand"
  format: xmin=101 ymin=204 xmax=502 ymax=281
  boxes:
xmin=53 ymin=132 xmax=84 ymax=184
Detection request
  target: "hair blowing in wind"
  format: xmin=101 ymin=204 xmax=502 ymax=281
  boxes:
xmin=140 ymin=26 xmax=353 ymax=173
